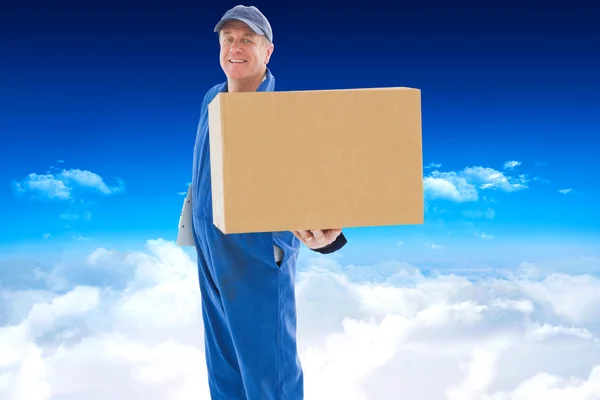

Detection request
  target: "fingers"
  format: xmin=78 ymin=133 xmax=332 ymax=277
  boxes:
xmin=293 ymin=230 xmax=326 ymax=247
xmin=294 ymin=230 xmax=314 ymax=243
xmin=292 ymin=228 xmax=343 ymax=248
xmin=311 ymin=230 xmax=337 ymax=247
xmin=324 ymin=228 xmax=341 ymax=242
xmin=310 ymin=230 xmax=326 ymax=243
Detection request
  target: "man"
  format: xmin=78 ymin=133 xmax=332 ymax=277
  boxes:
xmin=190 ymin=5 xmax=348 ymax=400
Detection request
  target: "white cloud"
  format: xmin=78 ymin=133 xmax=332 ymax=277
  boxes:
xmin=0 ymin=239 xmax=208 ymax=400
xmin=475 ymin=232 xmax=493 ymax=240
xmin=424 ymin=172 xmax=478 ymax=202
xmin=297 ymin=258 xmax=600 ymax=399
xmin=533 ymin=177 xmax=551 ymax=184
xmin=426 ymin=242 xmax=445 ymax=250
xmin=58 ymin=169 xmax=124 ymax=195
xmin=463 ymin=208 xmax=496 ymax=220
xmin=425 ymin=163 xmax=442 ymax=169
xmin=462 ymin=166 xmax=528 ymax=192
xmin=503 ymin=161 xmax=521 ymax=170
xmin=13 ymin=173 xmax=71 ymax=200
xmin=559 ymin=189 xmax=572 ymax=194
xmin=13 ymin=168 xmax=125 ymax=201
xmin=513 ymin=257 xmax=600 ymax=278
xmin=423 ymin=164 xmax=529 ymax=204
xmin=2 ymin=241 xmax=600 ymax=399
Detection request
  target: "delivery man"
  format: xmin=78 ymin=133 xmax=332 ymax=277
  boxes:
xmin=190 ymin=5 xmax=347 ymax=399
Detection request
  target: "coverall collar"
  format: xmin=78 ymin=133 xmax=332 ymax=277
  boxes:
xmin=222 ymin=68 xmax=275 ymax=93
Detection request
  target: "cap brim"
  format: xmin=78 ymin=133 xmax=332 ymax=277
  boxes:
xmin=214 ymin=18 xmax=264 ymax=36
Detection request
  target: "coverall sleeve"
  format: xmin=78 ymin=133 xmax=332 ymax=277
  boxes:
xmin=310 ymin=232 xmax=347 ymax=254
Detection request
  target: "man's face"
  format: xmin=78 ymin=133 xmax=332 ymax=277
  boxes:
xmin=219 ymin=21 xmax=273 ymax=81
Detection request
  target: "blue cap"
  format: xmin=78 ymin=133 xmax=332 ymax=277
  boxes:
xmin=214 ymin=5 xmax=273 ymax=43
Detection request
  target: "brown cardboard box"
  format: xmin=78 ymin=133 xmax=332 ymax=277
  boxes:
xmin=208 ymin=87 xmax=424 ymax=234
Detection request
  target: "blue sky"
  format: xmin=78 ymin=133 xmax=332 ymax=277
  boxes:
xmin=1 ymin=0 xmax=599 ymax=269
xmin=2 ymin=2 xmax=600 ymax=399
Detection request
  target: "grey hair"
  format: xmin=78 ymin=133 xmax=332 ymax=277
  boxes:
xmin=217 ymin=29 xmax=272 ymax=47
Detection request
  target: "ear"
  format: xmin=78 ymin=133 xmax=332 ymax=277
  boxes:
xmin=264 ymin=42 xmax=274 ymax=64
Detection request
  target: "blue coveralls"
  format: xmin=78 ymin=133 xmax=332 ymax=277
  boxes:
xmin=191 ymin=68 xmax=346 ymax=400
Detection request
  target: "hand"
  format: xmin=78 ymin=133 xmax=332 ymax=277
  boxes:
xmin=292 ymin=229 xmax=342 ymax=250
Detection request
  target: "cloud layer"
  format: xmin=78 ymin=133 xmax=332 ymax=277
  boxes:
xmin=1 ymin=241 xmax=600 ymax=399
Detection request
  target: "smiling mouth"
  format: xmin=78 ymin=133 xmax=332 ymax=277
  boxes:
xmin=229 ymin=59 xmax=247 ymax=63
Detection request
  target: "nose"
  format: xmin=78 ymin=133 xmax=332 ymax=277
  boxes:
xmin=228 ymin=40 xmax=243 ymax=52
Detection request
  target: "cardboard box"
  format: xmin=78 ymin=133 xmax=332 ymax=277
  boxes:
xmin=208 ymin=87 xmax=423 ymax=234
